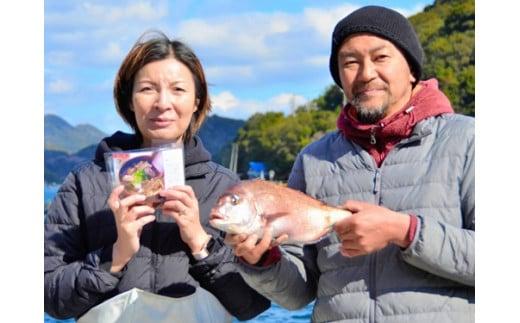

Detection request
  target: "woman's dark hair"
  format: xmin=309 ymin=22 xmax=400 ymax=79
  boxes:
xmin=114 ymin=30 xmax=211 ymax=143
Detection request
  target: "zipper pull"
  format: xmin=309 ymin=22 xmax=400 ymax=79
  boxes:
xmin=370 ymin=128 xmax=377 ymax=145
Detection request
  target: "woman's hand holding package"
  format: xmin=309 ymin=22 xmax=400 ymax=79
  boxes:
xmin=160 ymin=185 xmax=211 ymax=255
xmin=108 ymin=185 xmax=157 ymax=272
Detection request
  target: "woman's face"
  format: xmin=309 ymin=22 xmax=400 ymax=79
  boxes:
xmin=131 ymin=57 xmax=198 ymax=147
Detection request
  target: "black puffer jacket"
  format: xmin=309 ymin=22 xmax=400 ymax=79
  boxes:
xmin=44 ymin=131 xmax=270 ymax=320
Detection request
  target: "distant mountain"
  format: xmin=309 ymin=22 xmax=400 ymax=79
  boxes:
xmin=45 ymin=114 xmax=107 ymax=154
xmin=44 ymin=114 xmax=245 ymax=184
xmin=44 ymin=149 xmax=89 ymax=184
xmin=197 ymin=115 xmax=245 ymax=163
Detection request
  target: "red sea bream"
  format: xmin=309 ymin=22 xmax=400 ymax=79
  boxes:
xmin=209 ymin=180 xmax=351 ymax=244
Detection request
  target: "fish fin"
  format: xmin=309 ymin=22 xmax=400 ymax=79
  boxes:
xmin=262 ymin=211 xmax=292 ymax=222
xmin=281 ymin=235 xmax=327 ymax=246
xmin=294 ymin=229 xmax=335 ymax=245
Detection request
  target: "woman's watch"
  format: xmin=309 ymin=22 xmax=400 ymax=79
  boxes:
xmin=192 ymin=235 xmax=212 ymax=261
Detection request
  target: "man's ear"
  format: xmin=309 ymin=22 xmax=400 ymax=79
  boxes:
xmin=410 ymin=73 xmax=416 ymax=84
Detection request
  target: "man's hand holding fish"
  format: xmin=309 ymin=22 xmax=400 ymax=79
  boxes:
xmin=224 ymin=227 xmax=288 ymax=265
xmin=334 ymin=200 xmax=413 ymax=258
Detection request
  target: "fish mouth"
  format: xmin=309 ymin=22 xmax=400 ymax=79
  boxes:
xmin=209 ymin=212 xmax=225 ymax=222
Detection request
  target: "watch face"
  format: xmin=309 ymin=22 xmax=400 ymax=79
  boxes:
xmin=192 ymin=248 xmax=209 ymax=260
xmin=192 ymin=237 xmax=212 ymax=260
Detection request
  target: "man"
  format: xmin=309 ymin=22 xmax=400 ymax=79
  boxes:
xmin=226 ymin=5 xmax=474 ymax=323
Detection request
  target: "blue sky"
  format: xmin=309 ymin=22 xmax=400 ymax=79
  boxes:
xmin=45 ymin=0 xmax=432 ymax=134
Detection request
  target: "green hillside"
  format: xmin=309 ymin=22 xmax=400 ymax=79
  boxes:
xmin=410 ymin=0 xmax=475 ymax=115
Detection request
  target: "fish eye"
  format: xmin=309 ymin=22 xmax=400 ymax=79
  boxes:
xmin=230 ymin=194 xmax=240 ymax=205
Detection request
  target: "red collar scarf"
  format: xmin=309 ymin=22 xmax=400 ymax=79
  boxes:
xmin=337 ymin=79 xmax=454 ymax=167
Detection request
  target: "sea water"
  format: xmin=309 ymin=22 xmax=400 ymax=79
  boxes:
xmin=43 ymin=184 xmax=313 ymax=322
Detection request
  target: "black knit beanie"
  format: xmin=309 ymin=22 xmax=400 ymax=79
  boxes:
xmin=329 ymin=5 xmax=424 ymax=87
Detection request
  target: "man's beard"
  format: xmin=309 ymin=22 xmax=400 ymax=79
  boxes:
xmin=351 ymin=94 xmax=389 ymax=124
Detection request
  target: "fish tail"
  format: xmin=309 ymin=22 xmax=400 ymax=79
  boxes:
xmin=328 ymin=209 xmax=351 ymax=226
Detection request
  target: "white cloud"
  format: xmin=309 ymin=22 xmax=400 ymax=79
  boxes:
xmin=270 ymin=93 xmax=307 ymax=110
xmin=304 ymin=55 xmax=329 ymax=67
xmin=211 ymin=91 xmax=240 ymax=112
xmin=95 ymin=77 xmax=116 ymax=91
xmin=211 ymin=91 xmax=308 ymax=119
xmin=48 ymin=79 xmax=74 ymax=94
xmin=48 ymin=31 xmax=88 ymax=44
xmin=97 ymin=41 xmax=124 ymax=62
xmin=104 ymin=1 xmax=167 ymax=21
xmin=178 ymin=19 xmax=230 ymax=47
xmin=267 ymin=15 xmax=291 ymax=34
xmin=178 ymin=12 xmax=296 ymax=59
xmin=179 ymin=19 xmax=270 ymax=57
xmin=47 ymin=51 xmax=74 ymax=66
xmin=205 ymin=65 xmax=254 ymax=80
xmin=47 ymin=2 xmax=409 ymax=80
xmin=179 ymin=3 xmax=426 ymax=67
xmin=397 ymin=3 xmax=430 ymax=17
xmin=303 ymin=5 xmax=360 ymax=40
xmin=46 ymin=1 xmax=168 ymax=27
xmin=302 ymin=3 xmax=429 ymax=41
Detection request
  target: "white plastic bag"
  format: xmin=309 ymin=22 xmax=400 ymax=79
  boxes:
xmin=77 ymin=288 xmax=232 ymax=323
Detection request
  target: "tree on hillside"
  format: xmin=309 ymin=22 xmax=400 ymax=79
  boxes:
xmin=235 ymin=112 xmax=285 ymax=177
xmin=410 ymin=0 xmax=475 ymax=115
xmin=312 ymin=85 xmax=344 ymax=112
xmin=236 ymin=109 xmax=337 ymax=180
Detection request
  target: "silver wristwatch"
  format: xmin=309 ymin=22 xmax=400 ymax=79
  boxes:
xmin=192 ymin=236 xmax=211 ymax=261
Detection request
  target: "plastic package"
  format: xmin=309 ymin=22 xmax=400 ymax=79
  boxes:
xmin=104 ymin=144 xmax=185 ymax=205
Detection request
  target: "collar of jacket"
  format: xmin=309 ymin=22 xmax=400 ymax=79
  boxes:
xmin=336 ymin=78 xmax=454 ymax=166
xmin=94 ymin=132 xmax=212 ymax=178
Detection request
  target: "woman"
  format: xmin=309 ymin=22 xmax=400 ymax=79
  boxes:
xmin=44 ymin=31 xmax=270 ymax=321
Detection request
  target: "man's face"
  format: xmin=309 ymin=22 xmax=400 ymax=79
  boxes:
xmin=337 ymin=33 xmax=416 ymax=124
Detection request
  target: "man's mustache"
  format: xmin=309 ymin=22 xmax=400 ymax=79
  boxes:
xmin=352 ymin=82 xmax=388 ymax=96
